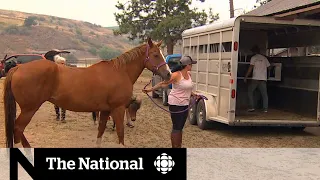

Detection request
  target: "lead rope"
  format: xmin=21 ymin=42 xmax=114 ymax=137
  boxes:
xmin=143 ymin=77 xmax=208 ymax=114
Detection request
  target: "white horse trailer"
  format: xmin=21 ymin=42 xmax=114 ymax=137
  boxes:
xmin=182 ymin=15 xmax=320 ymax=130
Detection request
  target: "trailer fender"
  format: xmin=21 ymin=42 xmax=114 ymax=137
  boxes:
xmin=196 ymin=92 xmax=218 ymax=120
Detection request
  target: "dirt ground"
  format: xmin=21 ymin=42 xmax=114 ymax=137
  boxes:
xmin=1 ymin=70 xmax=320 ymax=148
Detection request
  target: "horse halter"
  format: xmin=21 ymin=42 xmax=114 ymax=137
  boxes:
xmin=144 ymin=44 xmax=167 ymax=75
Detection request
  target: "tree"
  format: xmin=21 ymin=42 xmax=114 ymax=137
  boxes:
xmin=254 ymin=0 xmax=272 ymax=8
xmin=113 ymin=0 xmax=219 ymax=55
xmin=24 ymin=16 xmax=37 ymax=27
xmin=98 ymin=46 xmax=122 ymax=60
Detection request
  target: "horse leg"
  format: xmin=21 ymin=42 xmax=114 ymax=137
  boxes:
xmin=125 ymin=108 xmax=134 ymax=128
xmin=96 ymin=111 xmax=109 ymax=147
xmin=97 ymin=111 xmax=100 ymax=120
xmin=92 ymin=112 xmax=96 ymax=124
xmin=14 ymin=108 xmax=38 ymax=148
xmin=113 ymin=107 xmax=126 ymax=146
xmin=61 ymin=108 xmax=66 ymax=123
xmin=54 ymin=104 xmax=60 ymax=120
xmin=112 ymin=119 xmax=116 ymax=131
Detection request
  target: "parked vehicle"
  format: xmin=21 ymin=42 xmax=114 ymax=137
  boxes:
xmin=151 ymin=53 xmax=182 ymax=106
xmin=0 ymin=49 xmax=71 ymax=78
xmin=182 ymin=15 xmax=320 ymax=130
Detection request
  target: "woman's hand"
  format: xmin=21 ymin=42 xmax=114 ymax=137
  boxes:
xmin=192 ymin=92 xmax=201 ymax=100
xmin=195 ymin=94 xmax=201 ymax=100
xmin=142 ymin=88 xmax=153 ymax=93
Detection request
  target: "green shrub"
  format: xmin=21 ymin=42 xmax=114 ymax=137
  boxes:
xmin=97 ymin=46 xmax=122 ymax=60
xmin=24 ymin=16 xmax=37 ymax=27
xmin=88 ymin=47 xmax=97 ymax=55
xmin=3 ymin=25 xmax=30 ymax=35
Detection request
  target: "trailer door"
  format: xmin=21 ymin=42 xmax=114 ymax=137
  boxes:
xmin=217 ymin=30 xmax=233 ymax=120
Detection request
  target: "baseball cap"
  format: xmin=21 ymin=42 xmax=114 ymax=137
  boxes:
xmin=180 ymin=56 xmax=197 ymax=65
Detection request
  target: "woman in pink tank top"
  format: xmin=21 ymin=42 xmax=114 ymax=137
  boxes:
xmin=143 ymin=56 xmax=200 ymax=148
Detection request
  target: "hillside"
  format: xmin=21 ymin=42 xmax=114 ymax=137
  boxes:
xmin=0 ymin=9 xmax=139 ymax=61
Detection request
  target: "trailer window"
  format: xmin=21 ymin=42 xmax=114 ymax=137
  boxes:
xmin=208 ymin=42 xmax=232 ymax=53
xmin=192 ymin=46 xmax=198 ymax=54
xmin=221 ymin=42 xmax=232 ymax=52
xmin=209 ymin=43 xmax=219 ymax=53
xmin=199 ymin=45 xmax=203 ymax=53
xmin=269 ymin=46 xmax=320 ymax=57
xmin=184 ymin=46 xmax=190 ymax=54
xmin=190 ymin=46 xmax=197 ymax=55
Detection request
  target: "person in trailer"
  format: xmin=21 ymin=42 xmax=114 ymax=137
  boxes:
xmin=244 ymin=45 xmax=271 ymax=113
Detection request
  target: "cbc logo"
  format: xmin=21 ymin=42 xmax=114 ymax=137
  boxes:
xmin=154 ymin=153 xmax=175 ymax=174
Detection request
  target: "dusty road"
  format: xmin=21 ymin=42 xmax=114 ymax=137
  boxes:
xmin=187 ymin=148 xmax=320 ymax=180
xmin=1 ymin=70 xmax=320 ymax=148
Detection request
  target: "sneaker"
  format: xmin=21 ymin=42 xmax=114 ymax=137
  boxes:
xmin=247 ymin=108 xmax=255 ymax=112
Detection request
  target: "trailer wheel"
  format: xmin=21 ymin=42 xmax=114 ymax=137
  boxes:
xmin=196 ymin=99 xmax=209 ymax=130
xmin=188 ymin=96 xmax=197 ymax=125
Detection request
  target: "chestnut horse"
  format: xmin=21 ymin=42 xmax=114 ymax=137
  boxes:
xmin=4 ymin=38 xmax=171 ymax=148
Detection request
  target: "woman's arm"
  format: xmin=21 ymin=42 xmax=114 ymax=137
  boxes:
xmin=142 ymin=72 xmax=179 ymax=93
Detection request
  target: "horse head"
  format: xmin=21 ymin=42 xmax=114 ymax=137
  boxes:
xmin=144 ymin=37 xmax=171 ymax=81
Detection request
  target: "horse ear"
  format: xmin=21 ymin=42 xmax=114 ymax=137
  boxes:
xmin=147 ymin=37 xmax=153 ymax=48
xmin=156 ymin=40 xmax=162 ymax=47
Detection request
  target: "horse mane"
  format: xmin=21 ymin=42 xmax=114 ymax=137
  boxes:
xmin=110 ymin=43 xmax=147 ymax=69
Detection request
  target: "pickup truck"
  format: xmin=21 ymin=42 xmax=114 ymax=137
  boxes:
xmin=151 ymin=53 xmax=182 ymax=106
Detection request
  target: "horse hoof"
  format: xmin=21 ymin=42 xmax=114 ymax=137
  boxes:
xmin=96 ymin=138 xmax=102 ymax=148
xmin=119 ymin=144 xmax=126 ymax=148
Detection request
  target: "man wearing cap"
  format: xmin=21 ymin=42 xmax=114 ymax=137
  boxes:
xmin=143 ymin=55 xmax=200 ymax=148
xmin=244 ymin=45 xmax=271 ymax=113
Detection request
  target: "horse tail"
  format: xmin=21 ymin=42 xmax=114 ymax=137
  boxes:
xmin=3 ymin=67 xmax=18 ymax=148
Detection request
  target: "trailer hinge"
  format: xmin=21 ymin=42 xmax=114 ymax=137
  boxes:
xmin=228 ymin=110 xmax=235 ymax=113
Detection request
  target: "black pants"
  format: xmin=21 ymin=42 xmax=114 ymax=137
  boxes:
xmin=169 ymin=105 xmax=189 ymax=132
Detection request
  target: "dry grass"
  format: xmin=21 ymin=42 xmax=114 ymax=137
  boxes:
xmin=0 ymin=9 xmax=133 ymax=57
xmin=0 ymin=16 xmax=24 ymax=26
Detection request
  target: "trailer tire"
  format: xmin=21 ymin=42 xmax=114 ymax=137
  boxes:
xmin=196 ymin=99 xmax=209 ymax=130
xmin=188 ymin=96 xmax=197 ymax=125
